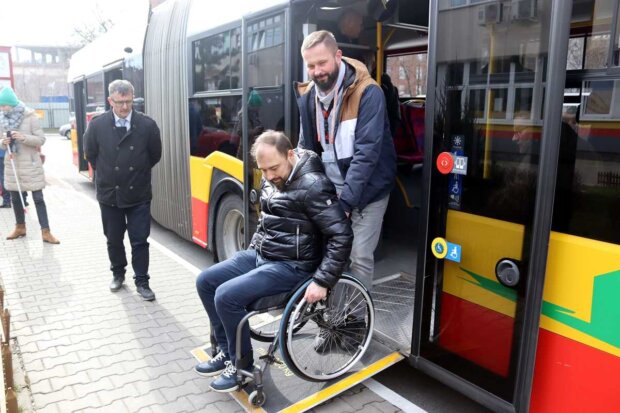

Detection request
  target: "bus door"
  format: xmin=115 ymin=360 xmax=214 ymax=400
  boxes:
xmin=73 ymin=79 xmax=88 ymax=172
xmin=413 ymin=1 xmax=571 ymax=412
xmin=242 ymin=8 xmax=290 ymax=246
xmin=103 ymin=66 xmax=122 ymax=110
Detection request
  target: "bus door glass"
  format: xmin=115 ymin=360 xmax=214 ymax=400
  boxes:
xmin=103 ymin=67 xmax=122 ymax=110
xmin=243 ymin=9 xmax=288 ymax=245
xmin=73 ymin=80 xmax=88 ymax=172
xmin=529 ymin=1 xmax=620 ymax=410
xmin=419 ymin=0 xmax=554 ymax=402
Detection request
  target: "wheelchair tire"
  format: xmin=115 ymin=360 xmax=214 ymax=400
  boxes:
xmin=278 ymin=275 xmax=374 ymax=382
xmin=249 ymin=310 xmax=283 ymax=342
xmin=250 ymin=282 xmax=315 ymax=342
xmin=249 ymin=390 xmax=266 ymax=407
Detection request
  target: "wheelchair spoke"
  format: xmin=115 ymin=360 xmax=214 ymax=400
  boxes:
xmin=281 ymin=276 xmax=375 ymax=381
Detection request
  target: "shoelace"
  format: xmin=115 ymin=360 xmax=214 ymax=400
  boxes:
xmin=221 ymin=360 xmax=237 ymax=378
xmin=211 ymin=351 xmax=226 ymax=363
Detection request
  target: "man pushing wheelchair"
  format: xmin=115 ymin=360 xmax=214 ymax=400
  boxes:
xmin=195 ymin=130 xmax=355 ymax=392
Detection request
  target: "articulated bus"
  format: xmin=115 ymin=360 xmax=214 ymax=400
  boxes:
xmin=68 ymin=0 xmax=620 ymax=412
xmin=67 ymin=4 xmax=149 ymax=180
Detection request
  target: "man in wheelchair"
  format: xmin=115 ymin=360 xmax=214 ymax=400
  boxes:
xmin=195 ymin=130 xmax=353 ymax=392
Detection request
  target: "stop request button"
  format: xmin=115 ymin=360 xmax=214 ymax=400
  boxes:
xmin=436 ymin=152 xmax=454 ymax=174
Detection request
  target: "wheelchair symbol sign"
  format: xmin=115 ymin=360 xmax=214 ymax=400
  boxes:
xmin=431 ymin=237 xmax=448 ymax=259
xmin=445 ymin=242 xmax=462 ymax=263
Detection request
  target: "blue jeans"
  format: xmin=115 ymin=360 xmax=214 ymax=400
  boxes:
xmin=99 ymin=202 xmax=151 ymax=285
xmin=196 ymin=249 xmax=311 ymax=365
xmin=11 ymin=190 xmax=49 ymax=229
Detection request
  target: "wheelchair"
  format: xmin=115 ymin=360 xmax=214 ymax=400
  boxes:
xmin=209 ymin=274 xmax=375 ymax=407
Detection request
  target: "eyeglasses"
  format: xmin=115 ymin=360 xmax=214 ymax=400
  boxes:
xmin=111 ymin=99 xmax=133 ymax=107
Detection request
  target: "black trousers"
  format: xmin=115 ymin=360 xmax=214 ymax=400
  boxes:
xmin=99 ymin=201 xmax=151 ymax=285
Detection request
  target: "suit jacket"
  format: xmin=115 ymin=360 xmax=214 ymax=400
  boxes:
xmin=84 ymin=110 xmax=162 ymax=208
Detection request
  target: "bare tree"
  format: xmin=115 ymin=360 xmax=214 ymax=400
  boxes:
xmin=71 ymin=4 xmax=115 ymax=46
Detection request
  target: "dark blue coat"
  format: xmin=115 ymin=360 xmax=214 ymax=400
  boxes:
xmin=84 ymin=110 xmax=161 ymax=208
xmin=295 ymin=57 xmax=396 ymax=213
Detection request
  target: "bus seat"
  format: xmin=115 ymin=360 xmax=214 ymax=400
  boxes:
xmin=393 ymin=99 xmax=425 ymax=165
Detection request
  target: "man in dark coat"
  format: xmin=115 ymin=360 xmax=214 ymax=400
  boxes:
xmin=195 ymin=130 xmax=353 ymax=393
xmin=84 ymin=80 xmax=162 ymax=301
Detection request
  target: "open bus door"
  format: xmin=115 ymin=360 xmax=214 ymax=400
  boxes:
xmin=72 ymin=79 xmax=89 ymax=174
xmin=412 ymin=1 xmax=572 ymax=412
xmin=192 ymin=3 xmax=406 ymax=412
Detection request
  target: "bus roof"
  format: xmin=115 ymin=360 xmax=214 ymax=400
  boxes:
xmin=187 ymin=0 xmax=288 ymax=38
xmin=67 ymin=2 xmax=149 ymax=82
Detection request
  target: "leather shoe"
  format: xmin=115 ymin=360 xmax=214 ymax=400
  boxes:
xmin=137 ymin=285 xmax=156 ymax=301
xmin=0 ymin=203 xmax=10 ymax=208
xmin=109 ymin=276 xmax=125 ymax=292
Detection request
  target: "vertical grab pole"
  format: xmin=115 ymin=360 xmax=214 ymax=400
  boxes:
xmin=376 ymin=21 xmax=383 ymax=83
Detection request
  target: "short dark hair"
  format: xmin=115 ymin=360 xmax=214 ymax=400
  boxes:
xmin=251 ymin=130 xmax=293 ymax=159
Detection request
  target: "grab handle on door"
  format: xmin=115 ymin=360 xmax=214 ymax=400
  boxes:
xmin=495 ymin=259 xmax=521 ymax=287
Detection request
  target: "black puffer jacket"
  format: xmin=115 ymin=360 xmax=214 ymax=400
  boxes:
xmin=250 ymin=150 xmax=353 ymax=288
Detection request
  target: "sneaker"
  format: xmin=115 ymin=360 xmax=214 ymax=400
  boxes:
xmin=136 ymin=284 xmax=156 ymax=301
xmin=109 ymin=275 xmax=125 ymax=292
xmin=209 ymin=361 xmax=239 ymax=392
xmin=195 ymin=351 xmax=230 ymax=377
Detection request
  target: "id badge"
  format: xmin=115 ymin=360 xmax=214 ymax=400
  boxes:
xmin=322 ymin=144 xmax=335 ymax=163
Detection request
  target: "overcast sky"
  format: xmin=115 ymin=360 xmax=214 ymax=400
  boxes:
xmin=0 ymin=0 xmax=149 ymax=47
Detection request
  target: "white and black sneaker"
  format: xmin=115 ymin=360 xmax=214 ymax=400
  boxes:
xmin=195 ymin=351 xmax=230 ymax=377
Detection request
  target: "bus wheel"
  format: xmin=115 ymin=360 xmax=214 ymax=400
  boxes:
xmin=215 ymin=194 xmax=244 ymax=262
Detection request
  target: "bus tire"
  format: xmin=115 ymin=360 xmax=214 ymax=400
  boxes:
xmin=215 ymin=194 xmax=244 ymax=262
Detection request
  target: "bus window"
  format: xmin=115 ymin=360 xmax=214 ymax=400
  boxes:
xmin=86 ymin=73 xmax=105 ymax=113
xmin=189 ymin=96 xmax=242 ymax=159
xmin=193 ymin=28 xmax=241 ymax=92
xmin=582 ymin=80 xmax=614 ymax=116
xmin=385 ymin=53 xmax=428 ymax=98
xmin=568 ymin=0 xmax=614 ymax=70
xmin=554 ymin=0 xmax=620 ymax=244
xmin=246 ymin=14 xmax=285 ymax=87
xmin=124 ymin=53 xmax=144 ymax=113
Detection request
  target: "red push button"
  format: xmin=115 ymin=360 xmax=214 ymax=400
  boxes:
xmin=436 ymin=152 xmax=454 ymax=174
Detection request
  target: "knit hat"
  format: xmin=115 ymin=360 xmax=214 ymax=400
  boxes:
xmin=0 ymin=87 xmax=20 ymax=107
xmin=248 ymin=89 xmax=263 ymax=108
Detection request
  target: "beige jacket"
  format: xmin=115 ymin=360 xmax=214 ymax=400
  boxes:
xmin=1 ymin=108 xmax=46 ymax=191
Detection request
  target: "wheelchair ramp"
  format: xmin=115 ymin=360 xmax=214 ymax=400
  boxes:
xmin=191 ymin=340 xmax=402 ymax=412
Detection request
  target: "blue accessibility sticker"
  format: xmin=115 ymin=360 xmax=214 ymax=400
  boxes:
xmin=445 ymin=242 xmax=462 ymax=263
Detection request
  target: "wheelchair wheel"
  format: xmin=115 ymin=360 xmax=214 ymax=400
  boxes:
xmin=279 ymin=275 xmax=374 ymax=382
xmin=249 ymin=310 xmax=283 ymax=342
xmin=249 ymin=282 xmax=315 ymax=342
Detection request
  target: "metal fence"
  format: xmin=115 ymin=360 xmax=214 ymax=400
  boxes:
xmin=23 ymin=102 xmax=71 ymax=129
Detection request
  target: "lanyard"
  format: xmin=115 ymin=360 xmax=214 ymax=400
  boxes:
xmin=315 ymin=87 xmax=339 ymax=145
xmin=319 ymin=99 xmax=334 ymax=144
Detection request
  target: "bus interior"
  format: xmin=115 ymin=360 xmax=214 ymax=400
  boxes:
xmin=285 ymin=1 xmax=431 ymax=354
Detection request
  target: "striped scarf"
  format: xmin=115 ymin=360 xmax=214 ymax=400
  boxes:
xmin=0 ymin=103 xmax=26 ymax=131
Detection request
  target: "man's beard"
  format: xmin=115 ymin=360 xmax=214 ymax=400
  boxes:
xmin=270 ymin=178 xmax=285 ymax=190
xmin=313 ymin=68 xmax=339 ymax=93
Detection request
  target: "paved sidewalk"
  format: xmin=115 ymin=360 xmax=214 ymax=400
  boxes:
xmin=0 ymin=166 xmax=398 ymax=412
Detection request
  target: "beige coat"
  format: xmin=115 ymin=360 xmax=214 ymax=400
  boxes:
xmin=0 ymin=108 xmax=46 ymax=192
